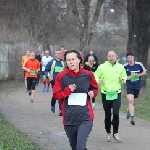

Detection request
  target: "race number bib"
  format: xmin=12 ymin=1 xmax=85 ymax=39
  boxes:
xmin=30 ymin=71 xmax=36 ymax=75
xmin=68 ymin=93 xmax=87 ymax=106
xmin=131 ymin=74 xmax=139 ymax=82
xmin=106 ymin=92 xmax=118 ymax=100
xmin=55 ymin=66 xmax=63 ymax=72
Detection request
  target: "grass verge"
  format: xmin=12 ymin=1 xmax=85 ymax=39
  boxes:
xmin=96 ymin=80 xmax=150 ymax=122
xmin=0 ymin=80 xmax=40 ymax=150
xmin=0 ymin=116 xmax=40 ymax=150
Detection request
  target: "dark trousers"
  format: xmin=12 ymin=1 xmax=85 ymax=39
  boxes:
xmin=64 ymin=121 xmax=93 ymax=150
xmin=36 ymin=71 xmax=40 ymax=85
xmin=51 ymin=82 xmax=61 ymax=110
xmin=101 ymin=93 xmax=121 ymax=134
xmin=92 ymin=98 xmax=95 ymax=103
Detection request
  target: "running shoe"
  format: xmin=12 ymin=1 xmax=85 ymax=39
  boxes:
xmin=46 ymin=88 xmax=50 ymax=92
xmin=29 ymin=91 xmax=32 ymax=96
xmin=126 ymin=108 xmax=131 ymax=119
xmin=106 ymin=133 xmax=111 ymax=142
xmin=130 ymin=116 xmax=135 ymax=125
xmin=59 ymin=110 xmax=62 ymax=116
xmin=43 ymin=87 xmax=47 ymax=92
xmin=30 ymin=99 xmax=33 ymax=103
xmin=92 ymin=103 xmax=96 ymax=109
xmin=51 ymin=106 xmax=55 ymax=113
xmin=113 ymin=133 xmax=122 ymax=142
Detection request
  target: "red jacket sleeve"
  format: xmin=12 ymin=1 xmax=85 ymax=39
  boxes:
xmin=53 ymin=73 xmax=72 ymax=100
xmin=90 ymin=72 xmax=98 ymax=98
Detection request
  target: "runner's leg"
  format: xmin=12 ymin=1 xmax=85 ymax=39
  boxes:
xmin=51 ymin=82 xmax=56 ymax=112
xmin=127 ymin=88 xmax=135 ymax=117
xmin=64 ymin=125 xmax=77 ymax=150
xmin=27 ymin=77 xmax=31 ymax=92
xmin=31 ymin=78 xmax=37 ymax=102
xmin=25 ymin=78 xmax=27 ymax=90
xmin=42 ymin=72 xmax=47 ymax=92
xmin=133 ymin=89 xmax=140 ymax=105
xmin=24 ymin=71 xmax=27 ymax=91
xmin=127 ymin=94 xmax=134 ymax=116
xmin=112 ymin=93 xmax=121 ymax=134
xmin=101 ymin=93 xmax=112 ymax=134
xmin=92 ymin=98 xmax=95 ymax=103
xmin=47 ymin=78 xmax=50 ymax=88
xmin=36 ymin=71 xmax=40 ymax=86
xmin=76 ymin=121 xmax=93 ymax=150
xmin=46 ymin=78 xmax=50 ymax=92
xmin=92 ymin=98 xmax=95 ymax=109
xmin=27 ymin=77 xmax=32 ymax=100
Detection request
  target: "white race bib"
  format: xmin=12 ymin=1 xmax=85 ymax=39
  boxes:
xmin=68 ymin=93 xmax=87 ymax=106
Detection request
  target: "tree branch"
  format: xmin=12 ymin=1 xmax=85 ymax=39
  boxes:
xmin=88 ymin=0 xmax=104 ymax=45
xmin=71 ymin=0 xmax=82 ymax=28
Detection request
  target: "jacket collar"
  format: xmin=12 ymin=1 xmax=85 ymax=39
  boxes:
xmin=105 ymin=61 xmax=117 ymax=66
xmin=54 ymin=58 xmax=63 ymax=62
xmin=67 ymin=68 xmax=83 ymax=77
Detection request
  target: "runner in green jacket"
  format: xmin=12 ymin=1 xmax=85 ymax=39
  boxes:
xmin=94 ymin=51 xmax=127 ymax=142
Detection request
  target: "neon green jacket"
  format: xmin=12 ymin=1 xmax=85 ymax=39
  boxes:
xmin=94 ymin=61 xmax=127 ymax=93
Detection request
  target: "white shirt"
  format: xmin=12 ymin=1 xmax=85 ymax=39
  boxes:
xmin=41 ymin=56 xmax=53 ymax=71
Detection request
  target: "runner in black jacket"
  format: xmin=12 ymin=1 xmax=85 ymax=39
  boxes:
xmin=83 ymin=55 xmax=98 ymax=109
xmin=35 ymin=50 xmax=41 ymax=86
xmin=53 ymin=49 xmax=98 ymax=150
xmin=84 ymin=50 xmax=98 ymax=64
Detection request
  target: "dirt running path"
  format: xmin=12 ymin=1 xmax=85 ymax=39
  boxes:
xmin=0 ymin=85 xmax=150 ymax=150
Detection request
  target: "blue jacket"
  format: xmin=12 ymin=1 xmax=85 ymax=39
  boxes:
xmin=44 ymin=58 xmax=64 ymax=83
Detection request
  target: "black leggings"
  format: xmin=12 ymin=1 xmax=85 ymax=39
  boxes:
xmin=51 ymin=82 xmax=61 ymax=110
xmin=64 ymin=121 xmax=93 ymax=150
xmin=101 ymin=93 xmax=121 ymax=134
xmin=36 ymin=71 xmax=40 ymax=85
xmin=92 ymin=98 xmax=95 ymax=103
xmin=27 ymin=77 xmax=37 ymax=90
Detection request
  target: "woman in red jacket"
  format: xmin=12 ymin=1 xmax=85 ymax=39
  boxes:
xmin=53 ymin=49 xmax=98 ymax=150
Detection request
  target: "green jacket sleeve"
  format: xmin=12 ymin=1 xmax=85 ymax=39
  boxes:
xmin=120 ymin=65 xmax=127 ymax=83
xmin=94 ymin=65 xmax=102 ymax=84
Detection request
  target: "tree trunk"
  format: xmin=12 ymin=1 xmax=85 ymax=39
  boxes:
xmin=148 ymin=0 xmax=150 ymax=50
xmin=69 ymin=0 xmax=104 ymax=53
xmin=87 ymin=0 xmax=104 ymax=45
xmin=79 ymin=0 xmax=104 ymax=52
xmin=79 ymin=0 xmax=90 ymax=53
xmin=127 ymin=0 xmax=150 ymax=99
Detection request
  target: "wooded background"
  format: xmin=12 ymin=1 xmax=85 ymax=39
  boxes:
xmin=0 ymin=0 xmax=149 ymax=83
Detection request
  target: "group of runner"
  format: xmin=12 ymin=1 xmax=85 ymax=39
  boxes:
xmin=21 ymin=48 xmax=146 ymax=150
xmin=21 ymin=47 xmax=65 ymax=109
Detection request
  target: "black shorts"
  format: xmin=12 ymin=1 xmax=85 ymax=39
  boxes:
xmin=27 ymin=77 xmax=37 ymax=90
xmin=42 ymin=71 xmax=45 ymax=75
xmin=24 ymin=71 xmax=26 ymax=78
xmin=37 ymin=71 xmax=40 ymax=79
xmin=42 ymin=71 xmax=49 ymax=79
xmin=126 ymin=88 xmax=140 ymax=98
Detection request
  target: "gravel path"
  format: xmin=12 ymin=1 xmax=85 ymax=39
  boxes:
xmin=0 ymin=85 xmax=150 ymax=150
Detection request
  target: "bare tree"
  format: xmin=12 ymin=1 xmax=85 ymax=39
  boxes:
xmin=13 ymin=0 xmax=52 ymax=47
xmin=68 ymin=0 xmax=104 ymax=53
